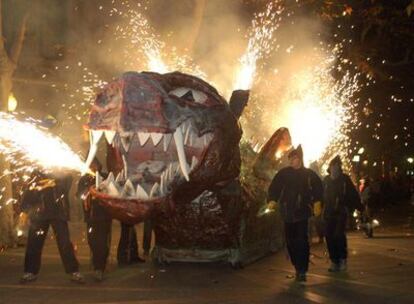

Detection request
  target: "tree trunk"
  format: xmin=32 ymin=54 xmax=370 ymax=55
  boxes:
xmin=0 ymin=0 xmax=28 ymax=248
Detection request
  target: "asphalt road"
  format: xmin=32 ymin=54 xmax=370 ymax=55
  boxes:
xmin=1 ymin=201 xmax=414 ymax=304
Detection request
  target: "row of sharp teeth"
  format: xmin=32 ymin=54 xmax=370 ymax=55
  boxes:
xmin=91 ymin=121 xmax=210 ymax=152
xmin=83 ymin=120 xmax=212 ymax=184
xmin=96 ymin=156 xmax=199 ymax=200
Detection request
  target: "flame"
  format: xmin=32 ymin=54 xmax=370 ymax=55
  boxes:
xmin=233 ymin=1 xmax=283 ymax=90
xmin=234 ymin=51 xmax=258 ymax=91
xmin=271 ymin=51 xmax=360 ymax=168
xmin=146 ymin=48 xmax=169 ymax=73
xmin=0 ymin=112 xmax=85 ymax=173
xmin=8 ymin=93 xmax=18 ymax=112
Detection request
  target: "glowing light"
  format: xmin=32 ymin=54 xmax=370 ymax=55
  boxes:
xmin=352 ymin=155 xmax=360 ymax=163
xmin=121 ymin=8 xmax=168 ymax=73
xmin=233 ymin=1 xmax=283 ymax=90
xmin=0 ymin=112 xmax=85 ymax=173
xmin=8 ymin=93 xmax=18 ymax=112
xmin=112 ymin=4 xmax=206 ymax=78
xmin=271 ymin=50 xmax=360 ymax=167
xmin=358 ymin=147 xmax=365 ymax=154
xmin=408 ymin=157 xmax=414 ymax=164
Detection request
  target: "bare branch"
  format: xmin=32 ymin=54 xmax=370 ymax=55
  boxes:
xmin=0 ymin=0 xmax=5 ymax=54
xmin=9 ymin=12 xmax=29 ymax=64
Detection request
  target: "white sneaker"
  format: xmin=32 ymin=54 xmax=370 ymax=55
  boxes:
xmin=94 ymin=270 xmax=104 ymax=282
xmin=339 ymin=259 xmax=347 ymax=271
xmin=70 ymin=272 xmax=85 ymax=284
xmin=20 ymin=272 xmax=37 ymax=284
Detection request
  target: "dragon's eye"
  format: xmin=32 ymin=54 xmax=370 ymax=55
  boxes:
xmin=169 ymin=87 xmax=208 ymax=104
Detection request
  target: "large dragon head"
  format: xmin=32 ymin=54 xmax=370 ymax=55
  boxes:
xmin=85 ymin=71 xmax=243 ymax=224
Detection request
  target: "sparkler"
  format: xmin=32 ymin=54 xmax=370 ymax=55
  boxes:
xmin=233 ymin=1 xmax=283 ymax=90
xmin=0 ymin=112 xmax=86 ymax=174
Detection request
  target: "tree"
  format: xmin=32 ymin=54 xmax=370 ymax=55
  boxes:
xmin=0 ymin=0 xmax=28 ymax=248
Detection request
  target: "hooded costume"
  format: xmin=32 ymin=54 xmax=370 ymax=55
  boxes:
xmin=323 ymin=155 xmax=363 ymax=270
xmin=268 ymin=146 xmax=323 ymax=223
xmin=268 ymin=145 xmax=323 ymax=278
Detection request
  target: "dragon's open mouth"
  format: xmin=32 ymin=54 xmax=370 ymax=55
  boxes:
xmin=86 ymin=119 xmax=213 ymax=201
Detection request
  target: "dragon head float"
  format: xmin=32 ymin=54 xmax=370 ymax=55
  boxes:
xmin=85 ymin=71 xmax=285 ymax=265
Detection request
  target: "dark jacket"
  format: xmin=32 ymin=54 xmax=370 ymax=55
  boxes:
xmin=76 ymin=174 xmax=111 ymax=222
xmin=21 ymin=172 xmax=72 ymax=221
xmin=268 ymin=166 xmax=323 ymax=223
xmin=323 ymin=173 xmax=363 ymax=219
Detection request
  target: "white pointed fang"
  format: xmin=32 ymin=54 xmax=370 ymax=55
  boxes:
xmin=184 ymin=124 xmax=192 ymax=145
xmin=115 ymin=171 xmax=124 ymax=184
xmin=136 ymin=184 xmax=149 ymax=200
xmin=202 ymin=133 xmax=213 ymax=147
xmin=104 ymin=130 xmax=116 ymax=144
xmin=122 ymin=179 xmax=136 ymax=197
xmin=122 ymin=155 xmax=128 ymax=178
xmin=120 ymin=135 xmax=132 ymax=152
xmin=160 ymin=172 xmax=165 ymax=194
xmin=159 ymin=178 xmax=165 ymax=196
xmin=106 ymin=172 xmax=115 ymax=184
xmin=90 ymin=130 xmax=104 ymax=146
xmin=83 ymin=144 xmax=98 ymax=175
xmin=173 ymin=127 xmax=190 ymax=181
xmin=191 ymin=156 xmax=198 ymax=170
xmin=189 ymin=132 xmax=195 ymax=147
xmin=163 ymin=134 xmax=172 ymax=152
xmin=137 ymin=132 xmax=150 ymax=146
xmin=150 ymin=183 xmax=159 ymax=198
xmin=95 ymin=173 xmax=102 ymax=188
xmin=107 ymin=181 xmax=120 ymax=197
xmin=150 ymin=133 xmax=163 ymax=146
xmin=168 ymin=163 xmax=174 ymax=180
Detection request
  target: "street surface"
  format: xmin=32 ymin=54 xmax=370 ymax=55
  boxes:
xmin=1 ymin=201 xmax=414 ymax=304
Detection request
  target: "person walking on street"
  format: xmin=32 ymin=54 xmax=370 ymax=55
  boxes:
xmin=117 ymin=223 xmax=145 ymax=266
xmin=323 ymin=156 xmax=363 ymax=272
xmin=77 ymin=159 xmax=112 ymax=282
xmin=268 ymin=145 xmax=323 ymax=283
xmin=20 ymin=170 xmax=84 ymax=284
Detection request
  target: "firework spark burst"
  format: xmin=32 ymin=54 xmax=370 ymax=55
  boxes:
xmin=271 ymin=49 xmax=360 ymax=169
xmin=0 ymin=112 xmax=86 ymax=174
xmin=233 ymin=1 xmax=284 ymax=90
xmin=112 ymin=2 xmax=206 ymax=78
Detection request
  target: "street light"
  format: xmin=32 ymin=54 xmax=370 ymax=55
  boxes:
xmin=8 ymin=93 xmax=18 ymax=112
xmin=352 ymin=155 xmax=360 ymax=163
xmin=408 ymin=157 xmax=414 ymax=164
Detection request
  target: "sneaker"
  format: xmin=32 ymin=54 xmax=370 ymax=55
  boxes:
xmin=339 ymin=259 xmax=347 ymax=271
xmin=20 ymin=272 xmax=37 ymax=284
xmin=328 ymin=262 xmax=340 ymax=272
xmin=295 ymin=272 xmax=307 ymax=283
xmin=94 ymin=270 xmax=104 ymax=282
xmin=70 ymin=272 xmax=85 ymax=284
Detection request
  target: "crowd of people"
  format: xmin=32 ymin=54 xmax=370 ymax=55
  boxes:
xmin=267 ymin=146 xmax=364 ymax=283
xmin=18 ymin=158 xmax=151 ymax=284
xmin=16 ymin=139 xmax=410 ymax=286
